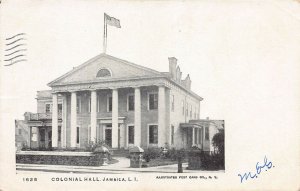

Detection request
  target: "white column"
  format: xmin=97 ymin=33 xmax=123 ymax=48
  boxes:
xmin=62 ymin=94 xmax=67 ymax=148
xmin=90 ymin=90 xmax=97 ymax=143
xmin=197 ymin=128 xmax=199 ymax=145
xmin=52 ymin=93 xmax=58 ymax=148
xmin=70 ymin=91 xmax=77 ymax=148
xmin=28 ymin=126 xmax=32 ymax=148
xmin=158 ymin=86 xmax=166 ymax=147
xmin=202 ymin=126 xmax=205 ymax=150
xmin=192 ymin=127 xmax=195 ymax=146
xmin=134 ymin=87 xmax=141 ymax=146
xmin=125 ymin=125 xmax=128 ymax=148
xmin=119 ymin=124 xmax=125 ymax=148
xmin=112 ymin=88 xmax=119 ymax=148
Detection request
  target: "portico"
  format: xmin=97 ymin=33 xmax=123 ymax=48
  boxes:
xmin=50 ymin=84 xmax=166 ymax=149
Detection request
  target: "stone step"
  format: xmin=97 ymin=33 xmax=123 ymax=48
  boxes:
xmin=110 ymin=149 xmax=130 ymax=157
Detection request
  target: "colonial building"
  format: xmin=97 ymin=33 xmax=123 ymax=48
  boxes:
xmin=20 ymin=54 xmax=222 ymax=151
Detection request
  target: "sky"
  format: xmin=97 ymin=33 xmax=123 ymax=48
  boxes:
xmin=0 ymin=1 xmax=300 ymax=190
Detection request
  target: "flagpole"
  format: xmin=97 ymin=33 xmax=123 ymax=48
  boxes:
xmin=103 ymin=13 xmax=107 ymax=53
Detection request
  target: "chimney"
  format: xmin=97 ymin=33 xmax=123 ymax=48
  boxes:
xmin=168 ymin=57 xmax=177 ymax=80
xmin=176 ymin=66 xmax=181 ymax=83
xmin=179 ymin=71 xmax=182 ymax=83
xmin=184 ymin=74 xmax=191 ymax=90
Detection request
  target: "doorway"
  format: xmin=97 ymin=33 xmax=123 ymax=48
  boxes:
xmin=105 ymin=129 xmax=112 ymax=147
xmin=39 ymin=128 xmax=46 ymax=149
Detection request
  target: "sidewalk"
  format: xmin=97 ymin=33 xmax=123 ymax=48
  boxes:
xmin=16 ymin=157 xmax=224 ymax=174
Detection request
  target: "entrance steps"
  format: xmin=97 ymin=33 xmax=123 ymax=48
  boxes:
xmin=110 ymin=148 xmax=130 ymax=157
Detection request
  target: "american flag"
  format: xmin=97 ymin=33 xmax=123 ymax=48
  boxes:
xmin=4 ymin=33 xmax=27 ymax=66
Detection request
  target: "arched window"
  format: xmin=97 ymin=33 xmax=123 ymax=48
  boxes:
xmin=96 ymin=68 xmax=111 ymax=78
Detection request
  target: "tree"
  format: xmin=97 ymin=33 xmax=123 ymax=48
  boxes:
xmin=212 ymin=129 xmax=225 ymax=169
xmin=212 ymin=129 xmax=224 ymax=155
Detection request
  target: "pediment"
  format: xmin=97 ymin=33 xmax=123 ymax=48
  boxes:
xmin=48 ymin=54 xmax=162 ymax=86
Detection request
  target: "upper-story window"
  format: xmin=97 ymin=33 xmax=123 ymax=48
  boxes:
xmin=190 ymin=105 xmax=193 ymax=118
xmin=96 ymin=68 xmax=111 ymax=78
xmin=148 ymin=93 xmax=158 ymax=110
xmin=182 ymin=100 xmax=184 ymax=115
xmin=77 ymin=97 xmax=81 ymax=113
xmin=88 ymin=97 xmax=91 ymax=113
xmin=186 ymin=103 xmax=189 ymax=116
xmin=107 ymin=95 xmax=112 ymax=112
xmin=97 ymin=95 xmax=100 ymax=112
xmin=127 ymin=94 xmax=135 ymax=111
xmin=45 ymin=103 xmax=52 ymax=113
xmin=171 ymin=95 xmax=175 ymax=112
xmin=58 ymin=104 xmax=62 ymax=113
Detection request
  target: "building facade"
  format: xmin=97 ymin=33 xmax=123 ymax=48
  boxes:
xmin=20 ymin=54 xmax=222 ymax=151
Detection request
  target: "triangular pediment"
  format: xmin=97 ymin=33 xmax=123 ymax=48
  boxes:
xmin=48 ymin=54 xmax=163 ymax=86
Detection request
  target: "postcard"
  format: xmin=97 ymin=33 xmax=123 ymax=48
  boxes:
xmin=0 ymin=0 xmax=299 ymax=190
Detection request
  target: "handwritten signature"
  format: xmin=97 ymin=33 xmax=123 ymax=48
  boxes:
xmin=238 ymin=156 xmax=274 ymax=183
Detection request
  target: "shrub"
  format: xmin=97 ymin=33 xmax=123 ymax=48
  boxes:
xmin=85 ymin=140 xmax=110 ymax=152
xmin=198 ymin=151 xmax=224 ymax=170
xmin=164 ymin=148 xmax=187 ymax=161
xmin=212 ymin=129 xmax=224 ymax=155
xmin=143 ymin=147 xmax=161 ymax=162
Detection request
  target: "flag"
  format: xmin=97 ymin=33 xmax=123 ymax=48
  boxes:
xmin=105 ymin=13 xmax=121 ymax=28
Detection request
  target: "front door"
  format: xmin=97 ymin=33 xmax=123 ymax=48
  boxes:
xmin=39 ymin=128 xmax=46 ymax=150
xmin=105 ymin=129 xmax=112 ymax=147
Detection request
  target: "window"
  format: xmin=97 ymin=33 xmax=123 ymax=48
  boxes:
xmin=182 ymin=100 xmax=184 ymax=115
xmin=171 ymin=95 xmax=175 ymax=112
xmin=128 ymin=94 xmax=134 ymax=111
xmin=190 ymin=105 xmax=192 ymax=118
xmin=171 ymin=125 xmax=174 ymax=145
xmin=107 ymin=95 xmax=112 ymax=112
xmin=76 ymin=126 xmax=80 ymax=144
xmin=97 ymin=95 xmax=100 ymax=112
xmin=88 ymin=97 xmax=91 ymax=113
xmin=186 ymin=103 xmax=189 ymax=116
xmin=45 ymin=104 xmax=52 ymax=113
xmin=58 ymin=104 xmax=62 ymax=113
xmin=205 ymin=126 xmax=209 ymax=140
xmin=18 ymin=129 xmax=22 ymax=135
xmin=149 ymin=125 xmax=158 ymax=144
xmin=77 ymin=97 xmax=81 ymax=113
xmin=31 ymin=127 xmax=38 ymax=141
xmin=128 ymin=125 xmax=134 ymax=144
xmin=58 ymin=126 xmax=61 ymax=142
xmin=96 ymin=68 xmax=111 ymax=78
xmin=149 ymin=93 xmax=158 ymax=110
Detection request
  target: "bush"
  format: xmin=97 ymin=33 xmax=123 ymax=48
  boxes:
xmin=212 ymin=129 xmax=224 ymax=169
xmin=212 ymin=129 xmax=224 ymax=155
xmin=164 ymin=148 xmax=187 ymax=161
xmin=198 ymin=151 xmax=224 ymax=170
xmin=143 ymin=147 xmax=161 ymax=162
xmin=85 ymin=140 xmax=110 ymax=152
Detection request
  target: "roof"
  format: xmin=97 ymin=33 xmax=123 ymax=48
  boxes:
xmin=189 ymin=119 xmax=225 ymax=129
xmin=47 ymin=53 xmax=203 ymax=100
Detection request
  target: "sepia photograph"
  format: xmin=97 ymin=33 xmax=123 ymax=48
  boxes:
xmin=1 ymin=0 xmax=299 ymax=191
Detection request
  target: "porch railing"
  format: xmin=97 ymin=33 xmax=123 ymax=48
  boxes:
xmin=25 ymin=112 xmax=62 ymax=121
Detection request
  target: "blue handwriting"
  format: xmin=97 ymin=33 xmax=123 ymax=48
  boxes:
xmin=238 ymin=156 xmax=274 ymax=183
